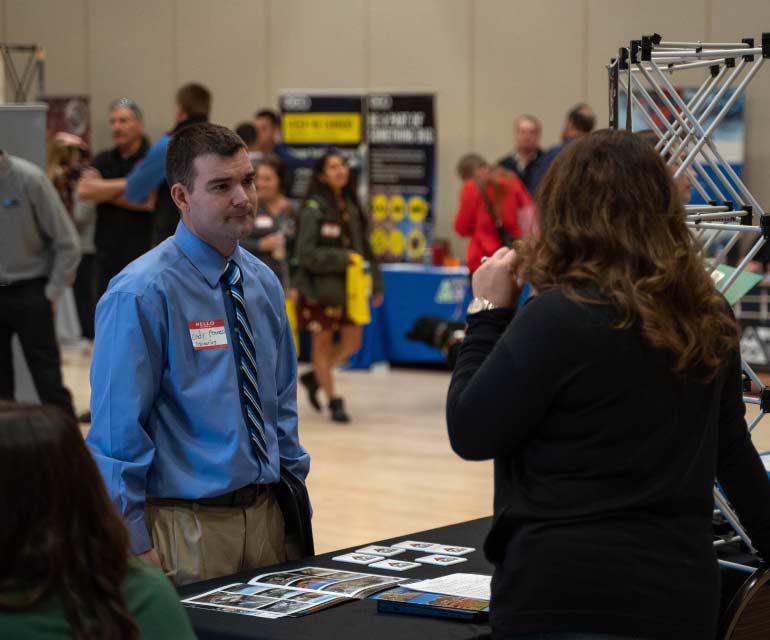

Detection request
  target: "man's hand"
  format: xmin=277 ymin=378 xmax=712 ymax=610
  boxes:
xmin=138 ymin=548 xmax=163 ymax=569
xmin=471 ymin=246 xmax=523 ymax=308
xmin=80 ymin=167 xmax=102 ymax=181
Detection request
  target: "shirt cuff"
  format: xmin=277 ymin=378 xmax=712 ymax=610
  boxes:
xmin=126 ymin=513 xmax=153 ymax=555
xmin=44 ymin=282 xmax=64 ymax=303
xmin=466 ymin=307 xmax=515 ymax=331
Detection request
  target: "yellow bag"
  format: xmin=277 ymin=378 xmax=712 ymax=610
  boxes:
xmin=346 ymin=254 xmax=372 ymax=325
xmin=285 ymin=297 xmax=300 ymax=353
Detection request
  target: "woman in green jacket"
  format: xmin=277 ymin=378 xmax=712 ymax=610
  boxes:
xmin=0 ymin=403 xmax=197 ymax=640
xmin=295 ymin=150 xmax=383 ymax=423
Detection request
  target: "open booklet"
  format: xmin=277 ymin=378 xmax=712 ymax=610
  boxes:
xmin=181 ymin=566 xmax=408 ymax=619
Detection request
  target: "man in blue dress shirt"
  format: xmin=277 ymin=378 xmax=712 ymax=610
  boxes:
xmin=87 ymin=123 xmax=309 ymax=586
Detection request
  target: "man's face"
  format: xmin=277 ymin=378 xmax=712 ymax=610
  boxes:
xmin=110 ymin=107 xmax=143 ymax=148
xmin=173 ymin=149 xmax=257 ymax=255
xmin=671 ymin=163 xmax=692 ymax=204
xmin=515 ymin=119 xmax=540 ymax=153
xmin=255 ymin=116 xmax=277 ymax=150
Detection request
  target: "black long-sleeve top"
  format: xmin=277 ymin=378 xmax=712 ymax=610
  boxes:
xmin=447 ymin=288 xmax=770 ymax=640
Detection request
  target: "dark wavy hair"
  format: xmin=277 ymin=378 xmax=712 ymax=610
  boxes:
xmin=520 ymin=128 xmax=738 ymax=380
xmin=257 ymin=153 xmax=289 ymax=195
xmin=0 ymin=403 xmax=138 ymax=639
xmin=303 ymin=149 xmax=363 ymax=213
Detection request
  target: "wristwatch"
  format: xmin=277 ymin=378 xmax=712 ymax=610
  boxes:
xmin=466 ymin=296 xmax=500 ymax=315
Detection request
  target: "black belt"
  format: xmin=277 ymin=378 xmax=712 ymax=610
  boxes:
xmin=148 ymin=484 xmax=270 ymax=509
xmin=0 ymin=277 xmax=46 ymax=288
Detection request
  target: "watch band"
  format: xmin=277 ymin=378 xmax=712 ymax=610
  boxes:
xmin=467 ymin=296 xmax=500 ymax=315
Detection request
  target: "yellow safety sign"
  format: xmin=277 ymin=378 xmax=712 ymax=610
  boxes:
xmin=408 ymin=196 xmax=428 ymax=222
xmin=389 ymin=195 xmax=406 ymax=221
xmin=371 ymin=194 xmax=388 ymax=221
xmin=282 ymin=112 xmax=362 ymax=144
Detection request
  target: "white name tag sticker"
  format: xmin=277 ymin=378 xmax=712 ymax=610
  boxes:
xmin=255 ymin=215 xmax=273 ymax=229
xmin=188 ymin=319 xmax=228 ymax=351
xmin=320 ymin=222 xmax=341 ymax=238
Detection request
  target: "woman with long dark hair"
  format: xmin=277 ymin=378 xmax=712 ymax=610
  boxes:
xmin=447 ymin=129 xmax=770 ymax=639
xmin=240 ymin=153 xmax=296 ymax=291
xmin=294 ymin=150 xmax=383 ymax=423
xmin=0 ymin=403 xmax=195 ymax=639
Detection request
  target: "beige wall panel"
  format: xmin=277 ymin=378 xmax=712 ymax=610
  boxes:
xmin=176 ymin=0 xmax=268 ymax=131
xmin=88 ymin=0 xmax=175 ymax=151
xmin=268 ymin=0 xmax=367 ymax=95
xmin=473 ymin=0 xmax=586 ymax=166
xmin=5 ymin=0 xmax=88 ymax=95
xmin=709 ymin=1 xmax=770 ymax=211
xmin=586 ymin=0 xmax=709 ymax=130
xmin=368 ymin=0 xmax=471 ymax=247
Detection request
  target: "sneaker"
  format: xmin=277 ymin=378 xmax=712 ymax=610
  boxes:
xmin=329 ymin=397 xmax=350 ymax=423
xmin=299 ymin=371 xmax=322 ymax=412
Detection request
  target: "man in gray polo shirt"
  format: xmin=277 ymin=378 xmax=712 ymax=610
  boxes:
xmin=0 ymin=150 xmax=80 ymax=416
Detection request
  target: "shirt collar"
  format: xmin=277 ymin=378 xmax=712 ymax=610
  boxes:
xmin=173 ymin=221 xmax=245 ymax=289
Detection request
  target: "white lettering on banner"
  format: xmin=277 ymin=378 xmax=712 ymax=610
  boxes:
xmin=434 ymin=278 xmax=468 ymax=304
xmin=188 ymin=319 xmax=228 ymax=351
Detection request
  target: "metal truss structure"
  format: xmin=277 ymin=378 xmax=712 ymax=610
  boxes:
xmin=609 ymin=33 xmax=770 ymax=573
xmin=0 ymin=43 xmax=45 ymax=102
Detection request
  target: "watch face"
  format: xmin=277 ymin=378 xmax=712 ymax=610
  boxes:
xmin=467 ymin=298 xmax=485 ymax=314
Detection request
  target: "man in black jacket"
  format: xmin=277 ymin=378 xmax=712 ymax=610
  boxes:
xmin=496 ymin=114 xmax=544 ymax=194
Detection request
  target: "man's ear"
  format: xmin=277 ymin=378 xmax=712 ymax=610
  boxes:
xmin=170 ymin=182 xmax=190 ymax=214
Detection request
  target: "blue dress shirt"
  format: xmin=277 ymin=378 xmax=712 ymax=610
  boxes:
xmin=124 ymin=134 xmax=169 ymax=203
xmin=86 ymin=221 xmax=309 ymax=554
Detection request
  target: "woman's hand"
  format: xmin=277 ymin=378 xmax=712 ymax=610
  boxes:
xmin=471 ymin=246 xmax=523 ymax=308
xmin=257 ymin=233 xmax=285 ymax=252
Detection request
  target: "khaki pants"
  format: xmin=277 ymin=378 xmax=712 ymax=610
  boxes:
xmin=145 ymin=487 xmax=289 ymax=586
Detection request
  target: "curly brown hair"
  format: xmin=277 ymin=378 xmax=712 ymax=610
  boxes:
xmin=520 ymin=128 xmax=737 ymax=380
xmin=0 ymin=403 xmax=138 ymax=639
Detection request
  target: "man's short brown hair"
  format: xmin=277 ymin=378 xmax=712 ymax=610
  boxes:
xmin=176 ymin=83 xmax=212 ymax=119
xmin=456 ymin=153 xmax=488 ymax=181
xmin=166 ymin=123 xmax=245 ymax=191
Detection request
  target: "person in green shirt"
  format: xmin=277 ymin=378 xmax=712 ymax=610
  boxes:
xmin=0 ymin=402 xmax=196 ymax=640
xmin=294 ymin=150 xmax=384 ymax=423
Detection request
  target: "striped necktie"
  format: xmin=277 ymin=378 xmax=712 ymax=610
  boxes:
xmin=223 ymin=260 xmax=268 ymax=462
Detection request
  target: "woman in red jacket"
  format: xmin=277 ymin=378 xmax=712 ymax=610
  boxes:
xmin=453 ymin=159 xmax=533 ymax=273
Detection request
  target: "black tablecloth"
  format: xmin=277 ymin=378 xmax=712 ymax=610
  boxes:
xmin=178 ymin=517 xmax=494 ymax=640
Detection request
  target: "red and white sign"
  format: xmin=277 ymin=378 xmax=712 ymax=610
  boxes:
xmin=188 ymin=319 xmax=228 ymax=351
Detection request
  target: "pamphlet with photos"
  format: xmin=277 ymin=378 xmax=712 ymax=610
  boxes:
xmin=373 ymin=574 xmax=492 ymax=620
xmin=372 ymin=586 xmax=489 ymax=616
xmin=182 ymin=566 xmax=408 ymax=619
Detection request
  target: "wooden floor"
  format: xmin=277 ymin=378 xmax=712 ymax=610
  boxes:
xmin=61 ymin=346 xmax=770 ymax=555
xmin=62 ymin=346 xmax=494 ymax=554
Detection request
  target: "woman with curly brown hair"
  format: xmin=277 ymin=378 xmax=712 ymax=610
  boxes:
xmin=447 ymin=129 xmax=770 ymax=640
xmin=0 ymin=403 xmax=195 ymax=639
